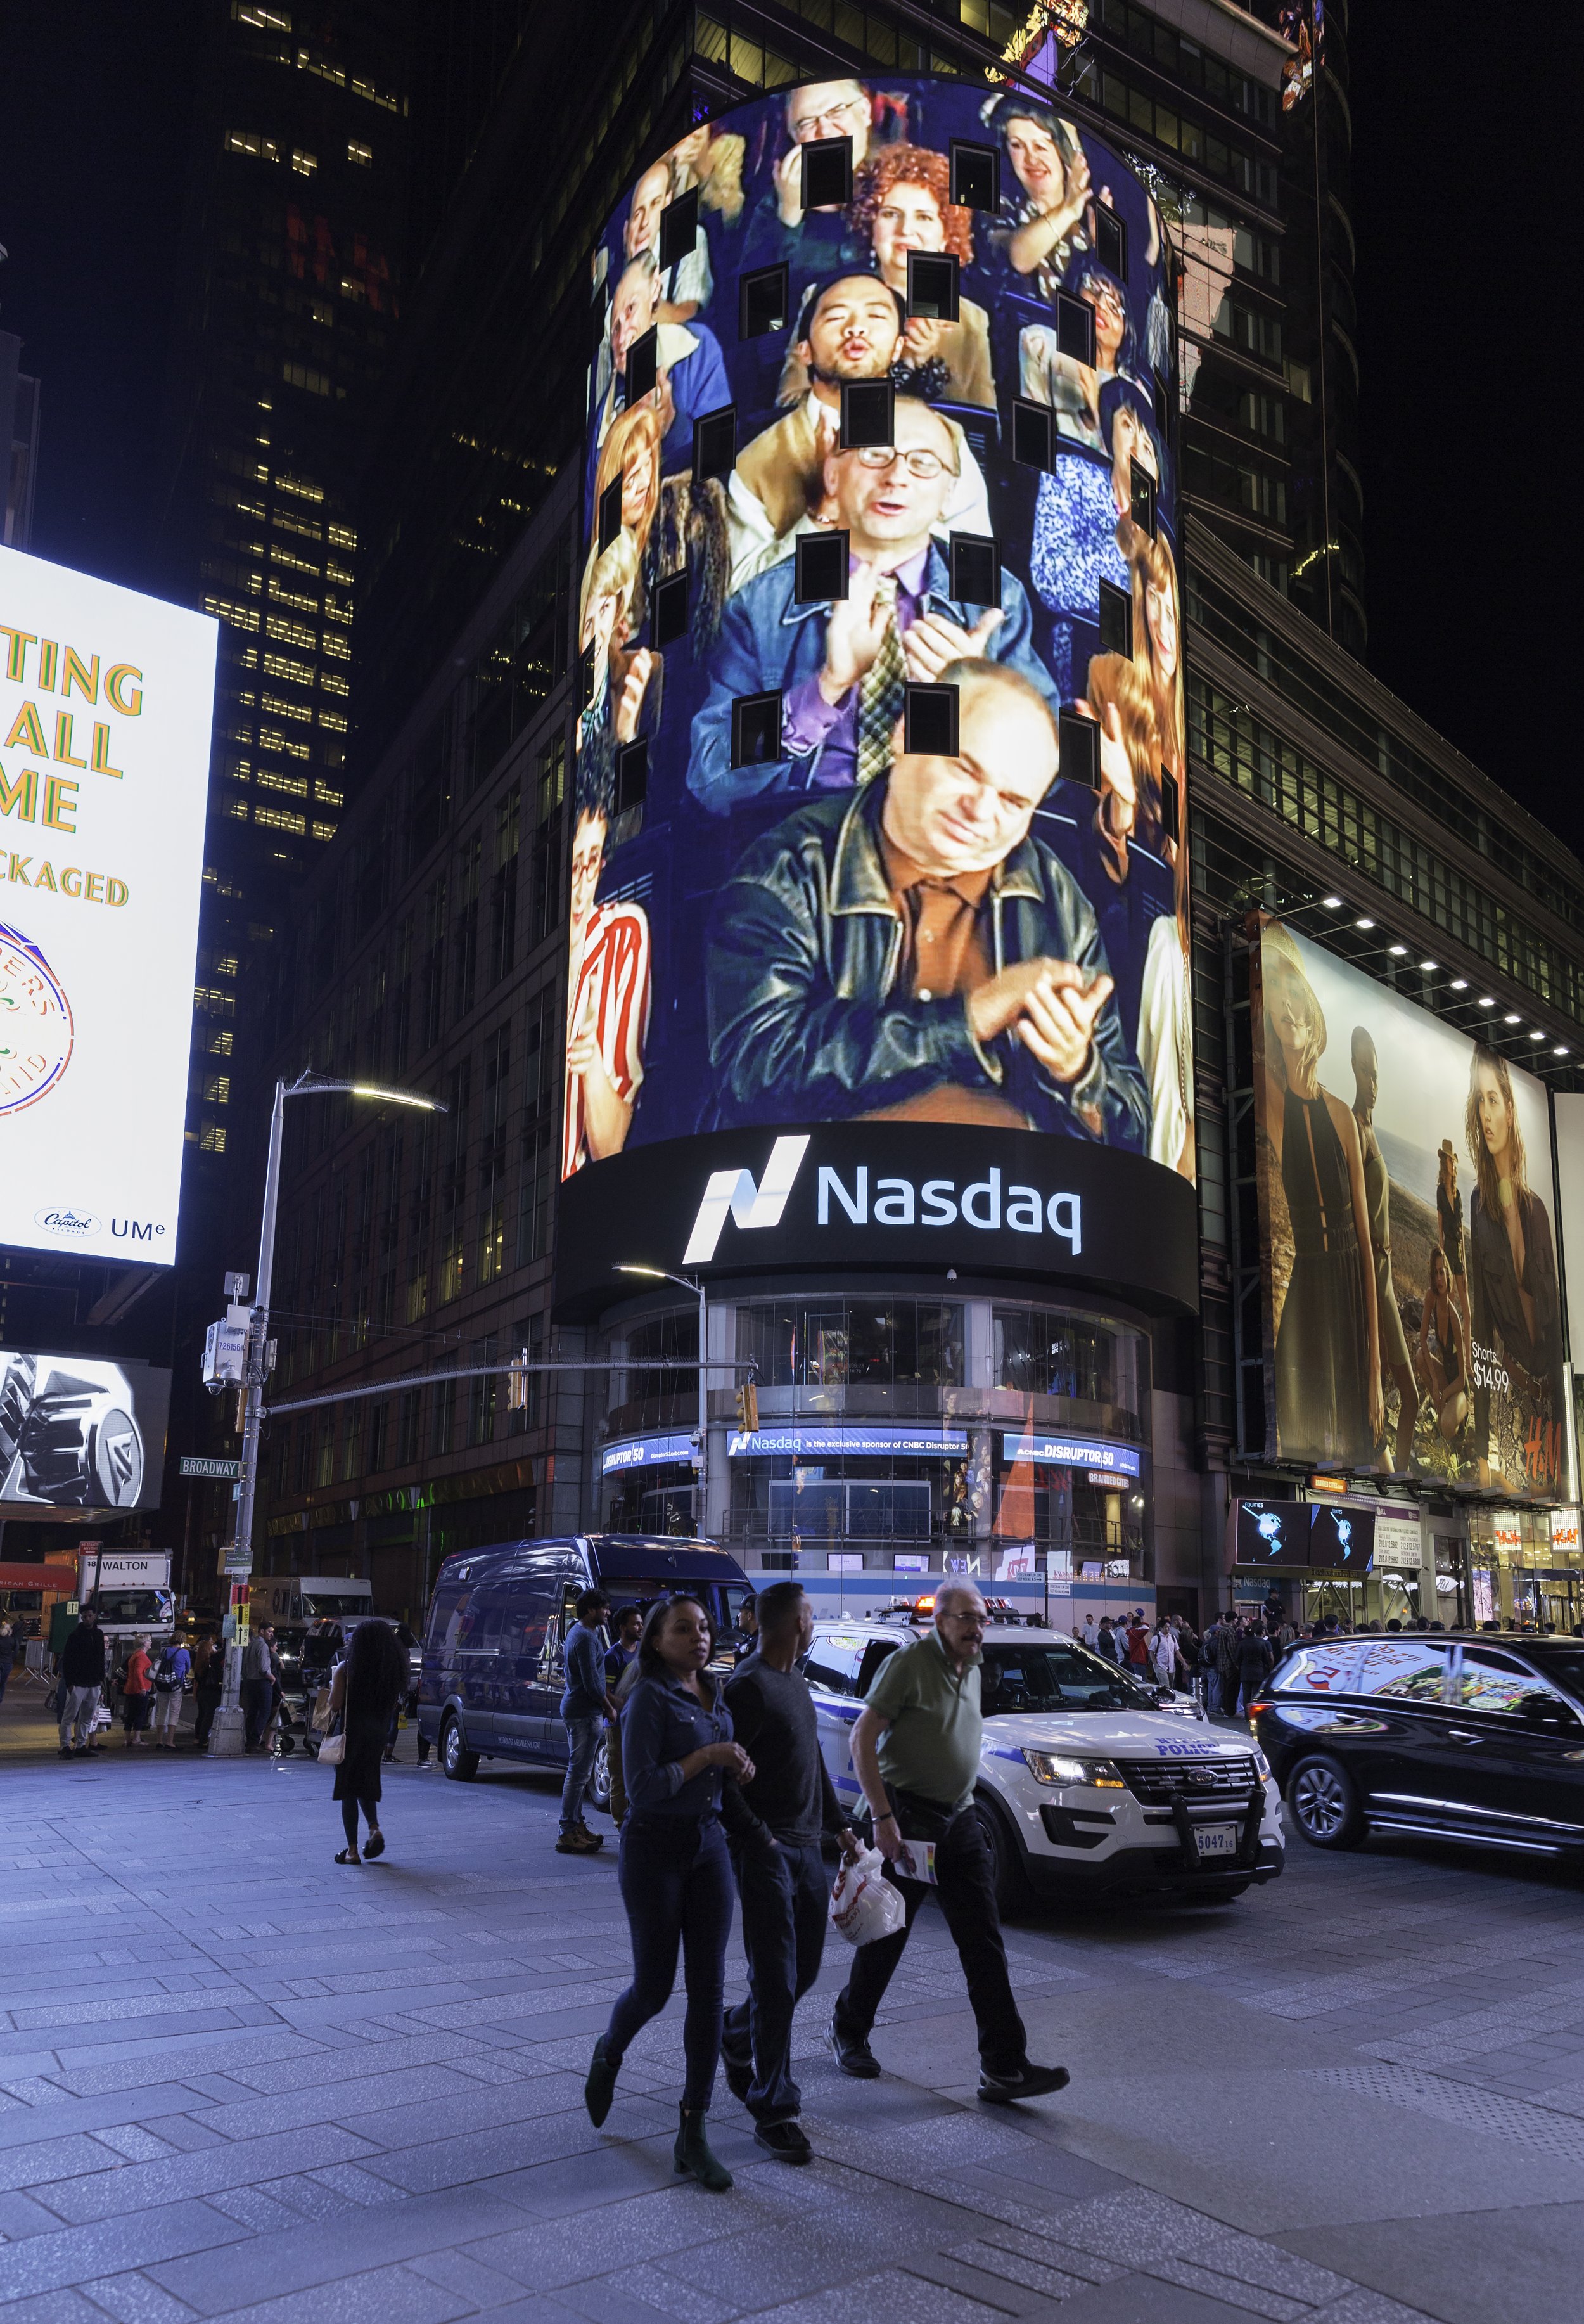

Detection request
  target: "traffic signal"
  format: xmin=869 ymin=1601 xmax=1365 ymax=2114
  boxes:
xmin=734 ymin=1381 xmax=759 ymax=1432
xmin=507 ymin=1350 xmax=530 ymax=1412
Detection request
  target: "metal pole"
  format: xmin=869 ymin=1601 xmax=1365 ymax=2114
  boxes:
xmin=208 ymin=1079 xmax=286 ymax=1756
xmin=696 ymin=1275 xmax=709 ymax=1539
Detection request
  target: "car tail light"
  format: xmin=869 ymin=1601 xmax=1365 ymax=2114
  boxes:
xmin=1247 ymin=1700 xmax=1272 ymax=1717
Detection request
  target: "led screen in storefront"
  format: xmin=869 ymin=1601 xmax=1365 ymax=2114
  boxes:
xmin=1251 ymin=918 xmax=1566 ymax=1498
xmin=0 ymin=547 xmax=215 ymax=1263
xmin=560 ymin=75 xmax=1192 ymax=1302
xmin=0 ymin=1346 xmax=171 ymax=1512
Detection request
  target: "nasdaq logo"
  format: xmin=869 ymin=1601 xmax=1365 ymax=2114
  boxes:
xmin=682 ymin=1135 xmax=810 ymax=1264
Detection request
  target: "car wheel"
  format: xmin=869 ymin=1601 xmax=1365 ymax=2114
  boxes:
xmin=1287 ymin=1755 xmax=1364 ymax=1849
xmin=974 ymin=1793 xmax=1032 ymax=1918
xmin=590 ymin=1732 xmax=613 ymax=1816
xmin=441 ymin=1715 xmax=478 ymax=1782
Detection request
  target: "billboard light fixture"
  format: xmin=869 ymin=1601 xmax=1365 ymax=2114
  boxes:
xmin=1555 ymin=1046 xmax=1571 ymax=1057
xmin=1450 ymin=978 xmax=1469 ymax=991
xmin=1478 ymin=997 xmax=1495 ymax=1007
xmin=1504 ymin=1013 xmax=1521 ymax=1025
xmin=1322 ymin=896 xmax=1343 ymax=908
xmin=1419 ymin=960 xmax=1438 ymax=972
xmin=1388 ymin=944 xmax=1407 ymax=956
xmin=1529 ymin=1030 xmax=1545 ymax=1041
xmin=1354 ymin=916 xmax=1374 ymax=930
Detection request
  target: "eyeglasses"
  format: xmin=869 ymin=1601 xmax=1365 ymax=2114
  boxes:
xmin=792 ymin=98 xmax=866 ymax=136
xmin=847 ymin=445 xmax=955 ymax=479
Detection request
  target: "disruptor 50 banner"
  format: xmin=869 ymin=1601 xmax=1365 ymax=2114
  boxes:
xmin=0 ymin=547 xmax=215 ymax=1264
xmin=1251 ymin=918 xmax=1566 ymax=1498
xmin=561 ymin=74 xmax=1191 ymax=1298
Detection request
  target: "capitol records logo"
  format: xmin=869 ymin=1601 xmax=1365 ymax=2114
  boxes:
xmin=35 ymin=1205 xmax=101 ymax=1238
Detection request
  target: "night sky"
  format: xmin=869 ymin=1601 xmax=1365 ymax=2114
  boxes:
xmin=6 ymin=4 xmax=1577 ymax=857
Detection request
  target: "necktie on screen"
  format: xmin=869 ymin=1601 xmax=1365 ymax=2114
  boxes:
xmin=856 ymin=575 xmax=907 ymax=786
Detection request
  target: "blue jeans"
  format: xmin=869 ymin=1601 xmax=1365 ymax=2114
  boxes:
xmin=1203 ymin=1669 xmax=1222 ymax=1716
xmin=560 ymin=1715 xmax=604 ymax=1830
xmin=605 ymin=1814 xmax=734 ymax=2110
xmin=722 ymin=1838 xmax=829 ymax=2124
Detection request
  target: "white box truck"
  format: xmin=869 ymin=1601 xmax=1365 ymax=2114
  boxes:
xmin=78 ymin=1549 xmax=176 ymax=1651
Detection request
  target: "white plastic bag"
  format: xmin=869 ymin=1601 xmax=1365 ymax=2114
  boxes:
xmin=829 ymin=1845 xmax=907 ymax=1947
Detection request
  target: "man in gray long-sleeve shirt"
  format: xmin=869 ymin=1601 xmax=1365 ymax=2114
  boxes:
xmin=558 ymin=1589 xmax=612 ymax=1855
xmin=720 ymin=1581 xmax=857 ymax=2163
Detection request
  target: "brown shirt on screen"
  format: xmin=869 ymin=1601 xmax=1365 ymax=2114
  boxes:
xmin=860 ymin=836 xmax=1026 ymax=1126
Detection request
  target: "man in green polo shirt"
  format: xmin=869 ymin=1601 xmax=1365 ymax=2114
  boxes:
xmin=831 ymin=1582 xmax=1070 ymax=2105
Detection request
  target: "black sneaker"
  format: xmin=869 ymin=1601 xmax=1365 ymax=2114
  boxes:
xmin=831 ymin=2020 xmax=881 ymax=2079
xmin=978 ymin=2061 xmax=1071 ymax=2106
xmin=754 ymin=2119 xmax=812 ymax=2164
xmin=720 ymin=2047 xmax=753 ymax=2103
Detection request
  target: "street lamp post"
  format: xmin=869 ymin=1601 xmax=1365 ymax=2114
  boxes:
xmin=617 ymin=1264 xmax=710 ymax=1536
xmin=208 ymin=1071 xmax=442 ymax=1756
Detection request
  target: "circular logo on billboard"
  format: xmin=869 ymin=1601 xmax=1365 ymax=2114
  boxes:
xmin=34 ymin=1207 xmax=101 ymax=1238
xmin=0 ymin=923 xmax=75 ymax=1114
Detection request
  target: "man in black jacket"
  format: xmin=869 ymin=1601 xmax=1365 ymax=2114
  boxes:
xmin=58 ymin=1608 xmax=106 ymax=1756
xmin=721 ymin=1582 xmax=856 ymax=2163
xmin=704 ymin=660 xmax=1147 ymax=1148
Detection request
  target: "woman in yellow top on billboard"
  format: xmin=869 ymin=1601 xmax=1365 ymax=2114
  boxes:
xmin=1465 ymin=1044 xmax=1563 ymax=1486
xmin=1260 ymin=927 xmax=1383 ymax=1467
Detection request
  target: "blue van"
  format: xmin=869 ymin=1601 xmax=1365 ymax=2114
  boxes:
xmin=418 ymin=1532 xmax=752 ymax=1788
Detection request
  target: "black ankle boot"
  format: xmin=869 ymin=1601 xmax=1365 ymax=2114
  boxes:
xmin=674 ymin=2103 xmax=732 ymax=2191
xmin=584 ymin=2036 xmax=620 ymax=2128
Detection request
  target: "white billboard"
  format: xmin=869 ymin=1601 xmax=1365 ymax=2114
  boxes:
xmin=0 ymin=544 xmax=215 ymax=1262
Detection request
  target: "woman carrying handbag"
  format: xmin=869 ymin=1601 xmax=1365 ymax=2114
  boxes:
xmin=326 ymin=1621 xmax=407 ymax=1863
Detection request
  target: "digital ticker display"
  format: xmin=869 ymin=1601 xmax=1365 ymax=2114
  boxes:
xmin=560 ymin=75 xmax=1193 ymax=1299
xmin=0 ymin=546 xmax=215 ymax=1264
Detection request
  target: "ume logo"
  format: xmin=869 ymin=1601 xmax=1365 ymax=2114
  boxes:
xmin=682 ymin=1142 xmax=1082 ymax=1264
xmin=112 ymin=1219 xmax=167 ymax=1240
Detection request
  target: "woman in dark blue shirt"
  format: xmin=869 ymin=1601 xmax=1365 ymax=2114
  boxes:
xmin=584 ymin=1593 xmax=753 ymax=2190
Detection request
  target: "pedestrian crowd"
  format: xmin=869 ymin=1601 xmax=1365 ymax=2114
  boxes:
xmin=575 ymin=1579 xmax=1068 ymax=2192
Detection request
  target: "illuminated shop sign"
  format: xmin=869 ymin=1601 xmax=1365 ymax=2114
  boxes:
xmin=600 ymin=1431 xmax=698 ymax=1475
xmin=561 ymin=75 xmax=1195 ymax=1318
xmin=729 ymin=1423 xmax=969 ymax=1459
xmin=0 ymin=546 xmax=215 ymax=1264
xmin=1000 ymin=1430 xmax=1140 ymax=1476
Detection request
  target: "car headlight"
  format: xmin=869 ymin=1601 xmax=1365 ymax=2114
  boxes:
xmin=1021 ymin=1750 xmax=1125 ymax=1788
xmin=1253 ymin=1747 xmax=1272 ymax=1780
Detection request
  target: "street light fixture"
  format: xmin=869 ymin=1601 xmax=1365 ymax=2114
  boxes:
xmin=617 ymin=1264 xmax=710 ymax=1538
xmin=209 ymin=1070 xmax=444 ymax=1754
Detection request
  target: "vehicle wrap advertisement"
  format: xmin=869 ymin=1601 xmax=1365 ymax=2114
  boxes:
xmin=0 ymin=545 xmax=215 ymax=1264
xmin=0 ymin=1347 xmax=172 ymax=1512
xmin=561 ymin=75 xmax=1190 ymax=1299
xmin=1252 ymin=917 xmax=1566 ymax=1498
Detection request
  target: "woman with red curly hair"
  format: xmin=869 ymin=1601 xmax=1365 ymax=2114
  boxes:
xmin=844 ymin=143 xmax=995 ymax=409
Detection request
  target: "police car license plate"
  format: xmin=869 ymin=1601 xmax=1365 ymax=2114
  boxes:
xmin=1195 ymin=1824 xmax=1238 ymax=1858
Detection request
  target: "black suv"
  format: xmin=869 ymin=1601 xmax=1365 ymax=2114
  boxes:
xmin=1251 ymin=1632 xmax=1584 ymax=1862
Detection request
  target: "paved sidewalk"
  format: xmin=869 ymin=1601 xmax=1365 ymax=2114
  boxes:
xmin=1 ymin=1686 xmax=1581 ymax=2324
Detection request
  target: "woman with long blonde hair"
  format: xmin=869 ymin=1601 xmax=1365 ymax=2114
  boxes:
xmin=1124 ymin=520 xmax=1184 ymax=783
xmin=1259 ymin=927 xmax=1381 ymax=1465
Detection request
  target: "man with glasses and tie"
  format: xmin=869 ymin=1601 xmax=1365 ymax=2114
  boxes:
xmin=689 ymin=394 xmax=1058 ymax=816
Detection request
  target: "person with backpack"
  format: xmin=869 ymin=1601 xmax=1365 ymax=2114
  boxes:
xmin=1124 ymin=1613 xmax=1151 ymax=1676
xmin=151 ymin=1638 xmax=191 ymax=1749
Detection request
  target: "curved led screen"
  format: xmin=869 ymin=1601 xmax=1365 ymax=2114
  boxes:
xmin=561 ymin=75 xmax=1191 ymax=1306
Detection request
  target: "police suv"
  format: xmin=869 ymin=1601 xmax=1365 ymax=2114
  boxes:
xmin=807 ymin=1611 xmax=1284 ymax=1909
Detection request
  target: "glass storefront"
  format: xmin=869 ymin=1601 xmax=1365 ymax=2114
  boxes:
xmin=594 ymin=1289 xmax=1153 ymax=1586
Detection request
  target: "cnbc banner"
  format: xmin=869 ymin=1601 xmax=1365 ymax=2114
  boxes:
xmin=1251 ymin=918 xmax=1566 ymax=1499
xmin=0 ymin=546 xmax=215 ymax=1264
xmin=560 ymin=75 xmax=1194 ymax=1304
